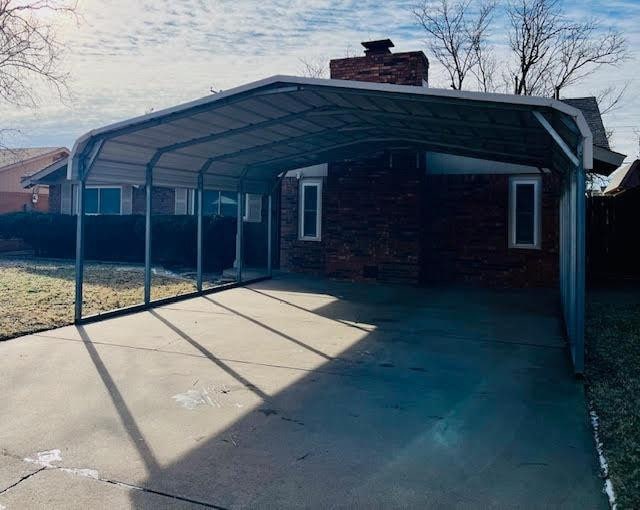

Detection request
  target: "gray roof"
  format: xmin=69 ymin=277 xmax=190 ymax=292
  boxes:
xmin=20 ymin=156 xmax=69 ymax=188
xmin=0 ymin=147 xmax=67 ymax=171
xmin=562 ymin=97 xmax=609 ymax=150
xmin=605 ymin=159 xmax=640 ymax=195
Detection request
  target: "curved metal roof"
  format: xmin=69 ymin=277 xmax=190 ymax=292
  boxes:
xmin=68 ymin=75 xmax=593 ymax=192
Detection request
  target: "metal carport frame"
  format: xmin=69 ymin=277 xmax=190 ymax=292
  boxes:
xmin=68 ymin=75 xmax=591 ymax=373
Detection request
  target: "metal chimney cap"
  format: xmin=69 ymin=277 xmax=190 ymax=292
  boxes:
xmin=361 ymin=39 xmax=394 ymax=55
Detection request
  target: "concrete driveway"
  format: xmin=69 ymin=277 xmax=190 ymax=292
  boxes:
xmin=0 ymin=274 xmax=605 ymax=509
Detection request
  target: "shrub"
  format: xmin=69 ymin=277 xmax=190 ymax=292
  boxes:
xmin=0 ymin=213 xmax=236 ymax=272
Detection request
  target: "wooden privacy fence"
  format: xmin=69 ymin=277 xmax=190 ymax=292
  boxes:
xmin=587 ymin=189 xmax=640 ymax=282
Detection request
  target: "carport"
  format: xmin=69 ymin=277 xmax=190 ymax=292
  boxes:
xmin=68 ymin=75 xmax=591 ymax=373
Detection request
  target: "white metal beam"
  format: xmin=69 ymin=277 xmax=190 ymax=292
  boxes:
xmin=532 ymin=111 xmax=580 ymax=167
xmin=74 ymin=160 xmax=86 ymax=322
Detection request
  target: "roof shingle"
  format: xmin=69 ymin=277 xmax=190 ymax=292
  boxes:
xmin=562 ymin=97 xmax=610 ymax=150
xmin=0 ymin=147 xmax=67 ymax=171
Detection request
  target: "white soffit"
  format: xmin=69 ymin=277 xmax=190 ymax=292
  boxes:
xmin=426 ymin=152 xmax=546 ymax=175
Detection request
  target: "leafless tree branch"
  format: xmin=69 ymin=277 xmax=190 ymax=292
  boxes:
xmin=470 ymin=29 xmax=497 ymax=92
xmin=298 ymin=56 xmax=328 ymax=78
xmin=414 ymin=0 xmax=496 ymax=90
xmin=0 ymin=0 xmax=78 ymax=108
xmin=506 ymin=0 xmax=628 ymax=96
xmin=596 ymin=82 xmax=629 ymax=116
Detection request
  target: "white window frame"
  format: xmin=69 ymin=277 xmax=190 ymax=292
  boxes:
xmin=74 ymin=185 xmax=123 ymax=215
xmin=299 ymin=178 xmax=322 ymax=241
xmin=509 ymin=175 xmax=541 ymax=249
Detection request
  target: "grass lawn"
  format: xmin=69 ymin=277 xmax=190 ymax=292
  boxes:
xmin=586 ymin=287 xmax=640 ymax=509
xmin=0 ymin=257 xmax=197 ymax=341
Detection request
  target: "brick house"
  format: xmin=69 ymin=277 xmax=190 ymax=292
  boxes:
xmin=62 ymin=42 xmax=618 ymax=371
xmin=279 ymin=40 xmax=624 ymax=287
xmin=23 ymin=157 xmax=239 ymax=218
xmin=24 ymin=40 xmax=624 ymax=290
xmin=0 ymin=147 xmax=68 ymax=213
xmin=24 ymin=39 xmax=624 ymax=294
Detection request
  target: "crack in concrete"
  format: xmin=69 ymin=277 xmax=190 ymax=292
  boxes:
xmin=0 ymin=466 xmax=46 ymax=495
xmin=0 ymin=449 xmax=226 ymax=508
xmin=99 ymin=477 xmax=228 ymax=509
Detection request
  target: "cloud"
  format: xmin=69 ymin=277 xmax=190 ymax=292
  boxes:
xmin=1 ymin=0 xmax=637 ymax=160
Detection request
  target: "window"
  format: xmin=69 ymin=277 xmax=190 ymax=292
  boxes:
xmin=186 ymin=190 xmax=238 ymax=217
xmin=220 ymin=191 xmax=238 ymax=217
xmin=299 ymin=179 xmax=322 ymax=241
xmin=202 ymin=190 xmax=220 ymax=215
xmin=509 ymin=176 xmax=541 ymax=249
xmin=80 ymin=186 xmax=122 ymax=215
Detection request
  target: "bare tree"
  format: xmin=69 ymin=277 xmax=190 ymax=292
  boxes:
xmin=0 ymin=127 xmax=20 ymax=152
xmin=0 ymin=0 xmax=77 ymax=107
xmin=414 ymin=0 xmax=496 ymax=90
xmin=596 ymin=82 xmax=629 ymax=116
xmin=298 ymin=56 xmax=328 ymax=78
xmin=506 ymin=0 xmax=628 ymax=96
xmin=470 ymin=31 xmax=497 ymax=92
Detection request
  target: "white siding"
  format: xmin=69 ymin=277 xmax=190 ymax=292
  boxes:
xmin=122 ymin=185 xmax=133 ymax=214
xmin=61 ymin=182 xmax=72 ymax=214
xmin=174 ymin=188 xmax=188 ymax=215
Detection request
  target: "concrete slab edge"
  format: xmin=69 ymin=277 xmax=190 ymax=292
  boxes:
xmin=588 ymin=402 xmax=617 ymax=509
xmin=77 ymin=276 xmax=271 ymax=325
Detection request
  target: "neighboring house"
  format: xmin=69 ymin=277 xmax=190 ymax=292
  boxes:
xmin=279 ymin=40 xmax=625 ymax=286
xmin=604 ymin=159 xmax=640 ymax=196
xmin=561 ymin=97 xmax=625 ymax=177
xmin=0 ymin=147 xmax=68 ymax=213
xmin=22 ymin=157 xmax=239 ymax=217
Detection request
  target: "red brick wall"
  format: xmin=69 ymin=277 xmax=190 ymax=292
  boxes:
xmin=280 ymin=177 xmax=327 ymax=274
xmin=280 ymin=166 xmax=561 ymax=288
xmin=48 ymin=185 xmax=61 ymax=213
xmin=330 ymin=51 xmax=428 ymax=86
xmin=280 ymin=151 xmax=424 ymax=284
xmin=324 ymin=152 xmax=423 ymax=283
xmin=132 ymin=186 xmax=175 ymax=214
xmin=422 ymin=174 xmax=559 ymax=287
xmin=0 ymin=191 xmax=48 ymax=213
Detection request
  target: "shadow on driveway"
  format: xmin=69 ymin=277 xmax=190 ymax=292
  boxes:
xmin=83 ymin=276 xmax=607 ymax=509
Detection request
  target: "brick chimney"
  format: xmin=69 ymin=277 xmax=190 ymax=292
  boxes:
xmin=330 ymin=39 xmax=429 ymax=86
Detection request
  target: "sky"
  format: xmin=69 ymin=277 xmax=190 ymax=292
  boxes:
xmin=1 ymin=0 xmax=638 ymax=162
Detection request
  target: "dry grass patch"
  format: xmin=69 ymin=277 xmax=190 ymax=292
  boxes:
xmin=586 ymin=288 xmax=640 ymax=509
xmin=0 ymin=258 xmax=196 ymax=341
